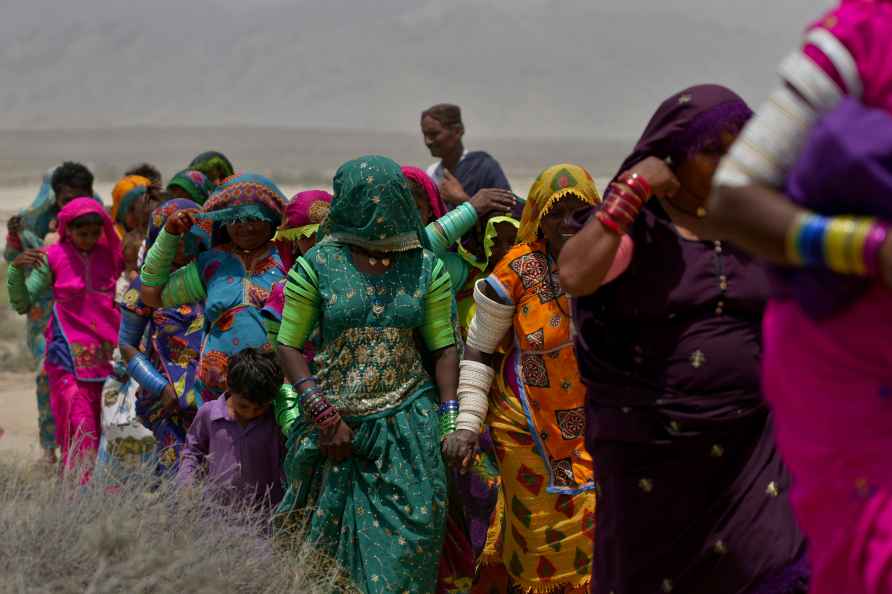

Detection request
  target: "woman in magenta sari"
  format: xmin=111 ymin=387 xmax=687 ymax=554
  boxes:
xmin=7 ymin=197 xmax=123 ymax=474
xmin=710 ymin=3 xmax=892 ymax=592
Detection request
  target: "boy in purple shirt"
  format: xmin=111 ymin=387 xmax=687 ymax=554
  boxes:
xmin=177 ymin=348 xmax=285 ymax=507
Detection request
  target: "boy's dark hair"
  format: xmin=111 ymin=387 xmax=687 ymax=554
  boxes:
xmin=69 ymin=212 xmax=104 ymax=229
xmin=125 ymin=163 xmax=162 ymax=185
xmin=51 ymin=162 xmax=94 ymax=195
xmin=227 ymin=348 xmax=283 ymax=405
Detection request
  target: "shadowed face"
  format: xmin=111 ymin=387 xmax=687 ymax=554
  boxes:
xmin=69 ymin=222 xmax=103 ymax=253
xmin=55 ymin=184 xmax=89 ymax=209
xmin=421 ymin=116 xmax=462 ymax=159
xmin=488 ymin=221 xmax=518 ymax=269
xmin=226 ymin=219 xmax=273 ymax=252
xmin=674 ymin=130 xmax=738 ymax=206
xmin=539 ymin=196 xmax=589 ymax=255
xmin=408 ymin=179 xmax=433 ymax=225
xmin=227 ymin=391 xmax=270 ymax=425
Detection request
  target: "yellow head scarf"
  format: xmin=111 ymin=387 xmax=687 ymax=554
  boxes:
xmin=516 ymin=164 xmax=600 ymax=243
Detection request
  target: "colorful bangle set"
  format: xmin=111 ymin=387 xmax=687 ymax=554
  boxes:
xmin=596 ymin=172 xmax=652 ymax=235
xmin=438 ymin=400 xmax=459 ymax=440
xmin=299 ymin=383 xmax=341 ymax=431
xmin=786 ymin=213 xmax=890 ymax=276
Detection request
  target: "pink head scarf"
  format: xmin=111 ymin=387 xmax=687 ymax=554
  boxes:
xmin=273 ymin=190 xmax=333 ymax=271
xmin=402 ymin=166 xmax=446 ymax=220
xmin=58 ymin=197 xmax=122 ymax=255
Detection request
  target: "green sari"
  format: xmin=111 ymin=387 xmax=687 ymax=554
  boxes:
xmin=276 ymin=157 xmax=454 ymax=594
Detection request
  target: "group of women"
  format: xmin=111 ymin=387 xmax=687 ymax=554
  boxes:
xmin=7 ymin=1 xmax=892 ymax=591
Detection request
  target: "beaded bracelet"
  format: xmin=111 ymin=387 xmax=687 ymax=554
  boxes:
xmin=787 ymin=212 xmax=890 ymax=276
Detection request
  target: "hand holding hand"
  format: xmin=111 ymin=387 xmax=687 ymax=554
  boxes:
xmin=442 ymin=429 xmax=478 ymax=473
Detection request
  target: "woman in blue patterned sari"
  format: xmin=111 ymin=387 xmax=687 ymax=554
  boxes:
xmin=139 ymin=173 xmax=287 ymax=404
xmin=119 ymin=199 xmax=205 ymax=474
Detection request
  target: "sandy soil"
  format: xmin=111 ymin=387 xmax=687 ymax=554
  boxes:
xmin=0 ymin=371 xmax=42 ymax=460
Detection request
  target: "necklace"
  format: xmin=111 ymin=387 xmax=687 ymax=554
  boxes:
xmin=664 ymin=197 xmax=707 ymax=219
xmin=352 ymin=246 xmax=391 ymax=267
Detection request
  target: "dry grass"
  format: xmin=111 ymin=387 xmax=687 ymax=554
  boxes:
xmin=0 ymin=457 xmax=356 ymax=594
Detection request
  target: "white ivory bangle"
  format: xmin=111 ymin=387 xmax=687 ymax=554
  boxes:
xmin=467 ymin=279 xmax=514 ymax=354
xmin=456 ymin=360 xmax=495 ymax=434
xmin=716 ymin=84 xmax=816 ymax=188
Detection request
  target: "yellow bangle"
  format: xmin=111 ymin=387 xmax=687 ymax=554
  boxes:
xmin=824 ymin=217 xmax=856 ymax=274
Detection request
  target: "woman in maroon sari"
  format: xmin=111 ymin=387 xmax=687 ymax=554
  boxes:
xmin=559 ymin=85 xmax=808 ymax=594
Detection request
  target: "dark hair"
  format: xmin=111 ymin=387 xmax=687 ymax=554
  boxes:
xmin=227 ymin=348 xmax=283 ymax=405
xmin=125 ymin=163 xmax=162 ymax=185
xmin=69 ymin=212 xmax=104 ymax=229
xmin=51 ymin=162 xmax=94 ymax=195
xmin=422 ymin=104 xmax=463 ymax=129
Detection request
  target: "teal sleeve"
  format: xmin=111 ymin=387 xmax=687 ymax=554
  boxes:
xmin=425 ymin=202 xmax=478 ymax=255
xmin=441 ymin=252 xmax=470 ymax=295
xmin=7 ymin=263 xmax=52 ymax=315
xmin=160 ymin=261 xmax=206 ymax=307
xmin=421 ymin=258 xmax=456 ymax=352
xmin=278 ymin=257 xmax=321 ymax=349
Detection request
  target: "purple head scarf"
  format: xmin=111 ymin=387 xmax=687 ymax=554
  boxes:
xmin=614 ymin=84 xmax=753 ymax=180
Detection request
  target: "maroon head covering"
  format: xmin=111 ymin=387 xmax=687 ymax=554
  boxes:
xmin=614 ymin=84 xmax=753 ymax=179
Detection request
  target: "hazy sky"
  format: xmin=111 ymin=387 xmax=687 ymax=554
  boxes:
xmin=0 ymin=0 xmax=835 ymax=139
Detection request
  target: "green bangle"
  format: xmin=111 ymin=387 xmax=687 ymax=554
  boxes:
xmin=439 ymin=410 xmax=459 ymax=440
xmin=141 ymin=228 xmax=181 ymax=287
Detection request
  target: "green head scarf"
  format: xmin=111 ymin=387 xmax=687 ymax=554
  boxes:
xmin=321 ymin=155 xmax=430 ymax=252
xmin=189 ymin=151 xmax=235 ymax=182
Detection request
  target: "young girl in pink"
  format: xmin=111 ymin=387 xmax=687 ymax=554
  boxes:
xmin=8 ymin=197 xmax=123 ymax=475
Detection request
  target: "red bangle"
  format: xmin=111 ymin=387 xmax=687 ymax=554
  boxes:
xmin=618 ymin=172 xmax=652 ymax=201
xmin=596 ymin=211 xmax=624 ymax=235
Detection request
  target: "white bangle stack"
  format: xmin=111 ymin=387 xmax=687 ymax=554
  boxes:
xmin=467 ymin=280 xmax=514 ymax=354
xmin=456 ymin=360 xmax=495 ymax=434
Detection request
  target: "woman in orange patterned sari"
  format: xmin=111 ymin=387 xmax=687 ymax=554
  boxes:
xmin=445 ymin=164 xmax=599 ymax=593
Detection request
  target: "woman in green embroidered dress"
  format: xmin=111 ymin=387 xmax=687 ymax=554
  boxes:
xmin=275 ymin=156 xmax=458 ymax=594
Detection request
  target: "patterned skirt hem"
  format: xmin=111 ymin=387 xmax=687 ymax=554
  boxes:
xmin=510 ymin=574 xmax=591 ymax=594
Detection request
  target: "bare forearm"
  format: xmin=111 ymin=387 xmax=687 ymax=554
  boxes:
xmin=559 ymin=220 xmax=622 ymax=297
xmin=433 ymin=346 xmax=459 ymax=403
xmin=277 ymin=345 xmax=312 ymax=385
xmin=709 ymin=184 xmax=800 ymax=265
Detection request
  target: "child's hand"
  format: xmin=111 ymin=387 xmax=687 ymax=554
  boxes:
xmin=12 ymin=249 xmax=46 ymax=269
xmin=165 ymin=209 xmax=198 ymax=236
